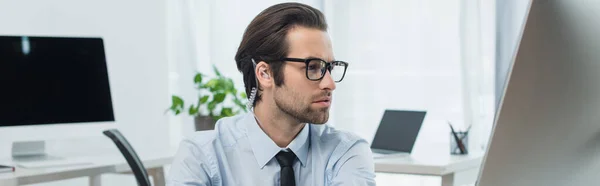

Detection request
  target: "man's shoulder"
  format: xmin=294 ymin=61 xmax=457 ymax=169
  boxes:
xmin=310 ymin=124 xmax=366 ymax=144
xmin=309 ymin=124 xmax=374 ymax=175
xmin=182 ymin=114 xmax=247 ymax=151
xmin=181 ymin=130 xmax=218 ymax=153
xmin=309 ymin=124 xmax=370 ymax=156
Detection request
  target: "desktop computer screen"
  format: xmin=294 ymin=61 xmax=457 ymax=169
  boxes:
xmin=477 ymin=0 xmax=600 ymax=185
xmin=0 ymin=36 xmax=115 ymax=127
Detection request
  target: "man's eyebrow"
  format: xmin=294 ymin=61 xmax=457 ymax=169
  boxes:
xmin=305 ymin=56 xmax=335 ymax=61
xmin=299 ymin=55 xmax=321 ymax=59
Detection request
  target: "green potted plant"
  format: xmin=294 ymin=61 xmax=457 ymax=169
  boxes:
xmin=167 ymin=65 xmax=248 ymax=131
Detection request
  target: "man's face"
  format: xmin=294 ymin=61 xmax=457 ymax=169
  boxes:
xmin=273 ymin=26 xmax=337 ymax=124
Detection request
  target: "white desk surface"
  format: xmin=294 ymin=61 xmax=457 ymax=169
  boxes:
xmin=0 ymin=145 xmax=483 ymax=185
xmin=0 ymin=146 xmax=177 ymax=186
xmin=374 ymin=153 xmax=483 ymax=176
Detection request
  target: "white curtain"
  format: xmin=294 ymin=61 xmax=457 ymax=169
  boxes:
xmin=458 ymin=0 xmax=497 ymax=151
xmin=167 ymin=0 xmax=496 ymax=154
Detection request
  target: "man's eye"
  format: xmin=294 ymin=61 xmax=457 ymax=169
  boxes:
xmin=308 ymin=65 xmax=319 ymax=70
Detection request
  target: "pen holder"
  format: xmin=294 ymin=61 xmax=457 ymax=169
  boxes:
xmin=450 ymin=131 xmax=469 ymax=155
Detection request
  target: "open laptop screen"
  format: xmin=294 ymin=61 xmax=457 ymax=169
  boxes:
xmin=370 ymin=110 xmax=426 ymax=153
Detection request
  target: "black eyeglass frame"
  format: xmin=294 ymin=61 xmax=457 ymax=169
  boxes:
xmin=280 ymin=57 xmax=349 ymax=82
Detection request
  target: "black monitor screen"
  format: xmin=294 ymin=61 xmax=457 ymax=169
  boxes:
xmin=0 ymin=36 xmax=115 ymax=126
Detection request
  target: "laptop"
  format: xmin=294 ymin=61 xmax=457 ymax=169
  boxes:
xmin=370 ymin=110 xmax=426 ymax=158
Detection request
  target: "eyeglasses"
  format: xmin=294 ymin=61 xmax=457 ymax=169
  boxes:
xmin=280 ymin=58 xmax=348 ymax=82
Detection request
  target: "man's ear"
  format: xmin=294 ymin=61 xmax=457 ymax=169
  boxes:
xmin=255 ymin=61 xmax=273 ymax=89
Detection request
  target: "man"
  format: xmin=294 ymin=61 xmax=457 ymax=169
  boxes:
xmin=167 ymin=2 xmax=376 ymax=186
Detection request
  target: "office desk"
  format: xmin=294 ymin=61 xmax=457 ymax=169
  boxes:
xmin=0 ymin=146 xmax=177 ymax=186
xmin=1 ymin=145 xmax=482 ymax=186
xmin=374 ymin=153 xmax=483 ymax=186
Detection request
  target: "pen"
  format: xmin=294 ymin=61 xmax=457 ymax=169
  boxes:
xmin=460 ymin=125 xmax=471 ymax=142
xmin=448 ymin=122 xmax=467 ymax=154
xmin=462 ymin=124 xmax=472 ymax=140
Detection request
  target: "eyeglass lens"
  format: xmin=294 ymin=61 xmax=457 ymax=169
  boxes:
xmin=307 ymin=59 xmax=346 ymax=82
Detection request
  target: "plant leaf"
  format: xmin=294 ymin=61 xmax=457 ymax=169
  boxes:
xmin=194 ymin=73 xmax=203 ymax=84
xmin=213 ymin=93 xmax=226 ymax=103
xmin=213 ymin=65 xmax=222 ymax=77
xmin=207 ymin=101 xmax=217 ymax=112
xmin=225 ymin=79 xmax=235 ymax=92
xmin=205 ymin=79 xmax=219 ymax=90
xmin=171 ymin=95 xmax=184 ymax=108
xmin=209 ymin=79 xmax=224 ymax=92
xmin=219 ymin=79 xmax=231 ymax=92
xmin=199 ymin=95 xmax=209 ymax=104
xmin=168 ymin=95 xmax=185 ymax=115
xmin=221 ymin=107 xmax=233 ymax=116
xmin=188 ymin=104 xmax=199 ymax=115
xmin=240 ymin=92 xmax=247 ymax=99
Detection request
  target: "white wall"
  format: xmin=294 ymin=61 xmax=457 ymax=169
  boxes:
xmin=0 ymin=0 xmax=170 ymax=161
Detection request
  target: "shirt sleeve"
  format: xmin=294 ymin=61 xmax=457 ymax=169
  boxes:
xmin=329 ymin=139 xmax=377 ymax=186
xmin=166 ymin=138 xmax=213 ymax=186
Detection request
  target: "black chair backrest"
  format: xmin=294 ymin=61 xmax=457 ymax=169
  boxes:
xmin=103 ymin=129 xmax=151 ymax=186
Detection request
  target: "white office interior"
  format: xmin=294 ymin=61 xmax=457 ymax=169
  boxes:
xmin=4 ymin=0 xmax=599 ymax=186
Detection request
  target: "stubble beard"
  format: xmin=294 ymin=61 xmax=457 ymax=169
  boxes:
xmin=273 ymin=88 xmax=330 ymax=124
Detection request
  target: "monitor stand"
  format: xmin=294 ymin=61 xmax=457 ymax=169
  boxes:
xmin=12 ymin=141 xmax=61 ymax=160
xmin=11 ymin=141 xmax=90 ymax=168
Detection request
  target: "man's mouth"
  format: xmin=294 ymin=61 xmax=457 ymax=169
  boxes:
xmin=313 ymin=98 xmax=331 ymax=107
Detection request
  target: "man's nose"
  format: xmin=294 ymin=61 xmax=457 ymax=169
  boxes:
xmin=319 ymin=70 xmax=337 ymax=91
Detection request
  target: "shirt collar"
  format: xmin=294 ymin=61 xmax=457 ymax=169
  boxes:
xmin=286 ymin=121 xmax=310 ymax=167
xmin=244 ymin=112 xmax=310 ymax=169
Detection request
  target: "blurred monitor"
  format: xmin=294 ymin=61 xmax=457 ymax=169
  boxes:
xmin=0 ymin=35 xmax=115 ymax=162
xmin=477 ymin=0 xmax=600 ymax=185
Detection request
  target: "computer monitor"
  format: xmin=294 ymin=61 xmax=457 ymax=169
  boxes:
xmin=0 ymin=35 xmax=115 ymax=161
xmin=477 ymin=0 xmax=600 ymax=185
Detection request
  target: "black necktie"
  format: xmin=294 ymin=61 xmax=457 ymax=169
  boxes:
xmin=275 ymin=150 xmax=297 ymax=186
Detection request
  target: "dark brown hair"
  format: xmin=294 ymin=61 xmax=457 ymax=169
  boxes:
xmin=235 ymin=2 xmax=328 ymax=106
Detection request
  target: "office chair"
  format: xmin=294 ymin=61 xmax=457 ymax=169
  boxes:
xmin=103 ymin=129 xmax=152 ymax=186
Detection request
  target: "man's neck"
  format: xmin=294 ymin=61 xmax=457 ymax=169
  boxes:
xmin=253 ymin=103 xmax=306 ymax=148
